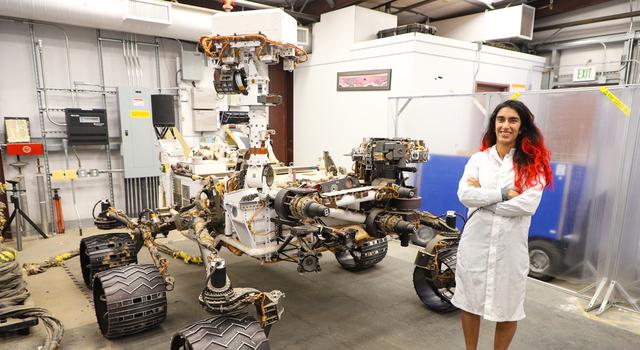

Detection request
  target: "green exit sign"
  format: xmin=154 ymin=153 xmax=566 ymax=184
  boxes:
xmin=573 ymin=66 xmax=597 ymax=82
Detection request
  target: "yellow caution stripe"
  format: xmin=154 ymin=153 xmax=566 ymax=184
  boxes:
xmin=130 ymin=110 xmax=151 ymax=118
xmin=600 ymin=86 xmax=631 ymax=116
xmin=511 ymin=92 xmax=521 ymax=100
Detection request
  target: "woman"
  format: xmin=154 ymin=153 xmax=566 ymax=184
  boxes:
xmin=451 ymin=100 xmax=553 ymax=350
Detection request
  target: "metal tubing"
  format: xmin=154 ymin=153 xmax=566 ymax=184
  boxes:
xmin=327 ymin=208 xmax=367 ymax=223
xmin=123 ymin=39 xmax=132 ymax=86
xmin=136 ymin=177 xmax=141 ymax=214
xmin=36 ymin=172 xmax=50 ymax=236
xmin=16 ymin=176 xmax=29 ymax=235
xmin=388 ymin=84 xmax=640 ymax=100
xmin=145 ymin=177 xmax=150 ymax=210
xmin=125 ymin=179 xmax=130 ymax=215
xmin=155 ymin=37 xmax=161 ymax=91
xmin=30 ymin=23 xmax=55 ymax=234
xmin=37 ymin=40 xmax=66 ymax=126
xmin=133 ymin=178 xmax=137 ymax=215
xmin=98 ymin=37 xmax=159 ymax=46
xmin=129 ymin=179 xmax=133 ymax=215
xmin=536 ymin=32 xmax=640 ymax=51
xmin=133 ymin=39 xmax=142 ymax=86
xmin=31 ymin=22 xmax=76 ymax=107
xmin=333 ymin=191 xmax=377 ymax=207
xmin=15 ymin=195 xmax=23 ymax=251
xmin=96 ymin=29 xmax=116 ymax=206
xmin=63 ymin=139 xmax=83 ymax=235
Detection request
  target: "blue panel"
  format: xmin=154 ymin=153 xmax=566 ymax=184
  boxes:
xmin=530 ymin=163 xmax=564 ymax=240
xmin=418 ymin=155 xmax=468 ymax=230
xmin=418 ymin=154 xmax=571 ymax=241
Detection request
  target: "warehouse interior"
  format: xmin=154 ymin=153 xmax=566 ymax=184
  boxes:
xmin=1 ymin=1 xmax=640 ymax=349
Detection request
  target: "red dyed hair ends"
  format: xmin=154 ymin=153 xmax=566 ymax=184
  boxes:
xmin=481 ymin=100 xmax=553 ymax=192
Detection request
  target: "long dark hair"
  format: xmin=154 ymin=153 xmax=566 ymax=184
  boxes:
xmin=481 ymin=100 xmax=552 ymax=191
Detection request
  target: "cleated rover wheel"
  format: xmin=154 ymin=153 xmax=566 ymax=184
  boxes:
xmin=335 ymin=237 xmax=388 ymax=271
xmin=413 ymin=266 xmax=457 ymax=313
xmin=170 ymin=313 xmax=270 ymax=350
xmin=93 ymin=264 xmax=167 ymax=338
xmin=80 ymin=232 xmax=139 ymax=288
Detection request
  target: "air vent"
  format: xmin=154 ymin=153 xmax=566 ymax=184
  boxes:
xmin=125 ymin=0 xmax=172 ymax=25
xmin=297 ymin=27 xmax=310 ymax=46
xmin=520 ymin=5 xmax=535 ymax=38
xmin=297 ymin=26 xmax=311 ymax=53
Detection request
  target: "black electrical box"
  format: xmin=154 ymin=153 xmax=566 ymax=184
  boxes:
xmin=65 ymin=108 xmax=109 ymax=145
xmin=220 ymin=111 xmax=250 ymax=125
xmin=151 ymin=94 xmax=176 ymax=127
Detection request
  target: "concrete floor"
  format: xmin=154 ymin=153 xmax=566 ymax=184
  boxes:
xmin=3 ymin=228 xmax=640 ymax=350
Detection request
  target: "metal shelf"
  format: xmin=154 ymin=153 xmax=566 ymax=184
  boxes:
xmin=37 ymin=87 xmax=117 ymax=94
xmin=38 ymin=108 xmax=67 ymax=112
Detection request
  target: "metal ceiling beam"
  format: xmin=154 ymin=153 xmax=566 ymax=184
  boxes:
xmin=534 ymin=10 xmax=640 ymax=32
xmin=371 ymin=0 xmax=398 ymax=10
xmin=365 ymin=0 xmax=428 ymax=18
xmin=531 ymin=0 xmax=612 ymax=19
xmin=462 ymin=0 xmax=493 ymax=9
xmin=390 ymin=6 xmax=429 ymax=18
xmin=391 ymin=0 xmax=438 ymax=15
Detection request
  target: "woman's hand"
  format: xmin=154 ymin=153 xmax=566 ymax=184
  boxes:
xmin=507 ymin=189 xmax=521 ymax=199
xmin=466 ymin=177 xmax=481 ymax=188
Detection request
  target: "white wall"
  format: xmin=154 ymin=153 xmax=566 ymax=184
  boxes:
xmin=294 ymin=6 xmax=545 ymax=169
xmin=0 ymin=20 xmax=202 ymax=231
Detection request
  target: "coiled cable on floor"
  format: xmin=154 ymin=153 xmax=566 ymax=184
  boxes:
xmin=0 ymin=244 xmax=64 ymax=350
xmin=0 ymin=249 xmax=28 ymax=308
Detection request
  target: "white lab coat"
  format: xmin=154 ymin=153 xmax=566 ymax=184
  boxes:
xmin=450 ymin=146 xmax=544 ymax=322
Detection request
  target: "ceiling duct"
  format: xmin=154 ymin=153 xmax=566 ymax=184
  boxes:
xmin=432 ymin=4 xmax=535 ymax=42
xmin=0 ymin=0 xmax=218 ymax=41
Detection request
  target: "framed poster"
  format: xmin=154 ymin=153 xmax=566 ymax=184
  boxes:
xmin=337 ymin=69 xmax=392 ymax=91
xmin=4 ymin=117 xmax=31 ymax=143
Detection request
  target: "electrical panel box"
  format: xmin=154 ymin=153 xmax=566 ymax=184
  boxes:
xmin=117 ymin=87 xmax=161 ymax=179
xmin=193 ymin=110 xmax=218 ymax=131
xmin=181 ymin=50 xmax=204 ymax=81
xmin=192 ymin=87 xmax=217 ymax=109
xmin=65 ymin=108 xmax=109 ymax=145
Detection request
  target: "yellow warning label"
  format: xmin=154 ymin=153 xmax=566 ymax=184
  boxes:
xmin=52 ymin=170 xmax=66 ymax=181
xmin=65 ymin=169 xmax=77 ymax=180
xmin=511 ymin=92 xmax=521 ymax=100
xmin=600 ymin=86 xmax=631 ymax=116
xmin=130 ymin=110 xmax=151 ymax=119
xmin=51 ymin=169 xmax=78 ymax=180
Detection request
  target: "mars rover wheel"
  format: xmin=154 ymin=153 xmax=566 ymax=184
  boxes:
xmin=170 ymin=313 xmax=270 ymax=350
xmin=93 ymin=264 xmax=167 ymax=338
xmin=412 ymin=266 xmax=457 ymax=313
xmin=335 ymin=237 xmax=388 ymax=271
xmin=80 ymin=232 xmax=138 ymax=288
